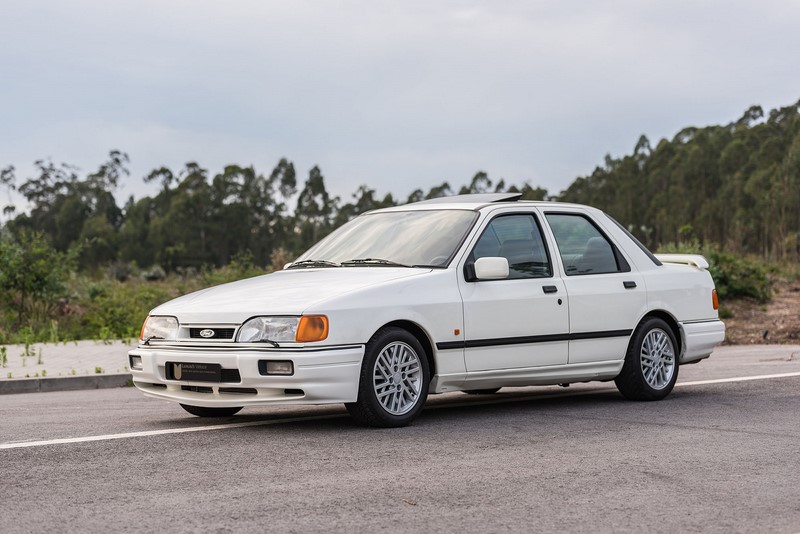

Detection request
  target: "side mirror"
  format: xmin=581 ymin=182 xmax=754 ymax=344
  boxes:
xmin=474 ymin=257 xmax=509 ymax=280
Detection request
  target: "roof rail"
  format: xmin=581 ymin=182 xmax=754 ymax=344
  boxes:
xmin=410 ymin=192 xmax=523 ymax=205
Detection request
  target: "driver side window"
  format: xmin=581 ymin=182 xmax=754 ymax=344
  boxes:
xmin=471 ymin=214 xmax=552 ymax=279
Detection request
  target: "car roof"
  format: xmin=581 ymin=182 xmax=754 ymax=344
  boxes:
xmin=372 ymin=193 xmax=592 ymax=213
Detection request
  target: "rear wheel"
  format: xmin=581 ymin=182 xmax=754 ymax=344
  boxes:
xmin=180 ymin=404 xmax=242 ymax=417
xmin=615 ymin=317 xmax=678 ymax=401
xmin=346 ymin=327 xmax=430 ymax=428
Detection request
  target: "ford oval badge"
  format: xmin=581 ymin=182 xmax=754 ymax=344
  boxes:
xmin=199 ymin=329 xmax=215 ymax=338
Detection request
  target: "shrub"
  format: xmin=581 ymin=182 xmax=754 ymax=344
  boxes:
xmin=79 ymin=279 xmax=175 ymax=340
xmin=658 ymin=241 xmax=773 ymax=302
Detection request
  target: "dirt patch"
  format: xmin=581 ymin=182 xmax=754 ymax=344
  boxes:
xmin=722 ymin=279 xmax=800 ymax=345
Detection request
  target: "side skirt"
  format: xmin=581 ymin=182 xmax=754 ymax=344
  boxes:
xmin=431 ymin=360 xmax=624 ymax=393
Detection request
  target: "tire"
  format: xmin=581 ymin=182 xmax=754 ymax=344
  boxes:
xmin=180 ymin=404 xmax=243 ymax=417
xmin=615 ymin=317 xmax=679 ymax=401
xmin=346 ymin=327 xmax=430 ymax=428
xmin=463 ymin=388 xmax=501 ymax=395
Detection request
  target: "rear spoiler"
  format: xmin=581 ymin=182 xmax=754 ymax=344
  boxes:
xmin=654 ymin=254 xmax=709 ymax=270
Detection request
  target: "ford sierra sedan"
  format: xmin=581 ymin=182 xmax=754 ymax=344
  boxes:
xmin=129 ymin=193 xmax=725 ymax=427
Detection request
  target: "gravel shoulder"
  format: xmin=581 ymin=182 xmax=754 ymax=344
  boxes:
xmin=0 ymin=339 xmax=134 ymax=381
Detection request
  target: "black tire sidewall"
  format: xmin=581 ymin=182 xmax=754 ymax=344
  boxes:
xmin=353 ymin=327 xmax=430 ymax=427
xmin=617 ymin=317 xmax=679 ymax=400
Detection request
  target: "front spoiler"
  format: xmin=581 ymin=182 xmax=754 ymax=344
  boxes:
xmin=128 ymin=344 xmax=365 ymax=407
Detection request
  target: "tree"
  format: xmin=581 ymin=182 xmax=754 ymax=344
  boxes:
xmin=294 ymin=166 xmax=338 ymax=251
xmin=0 ymin=165 xmax=15 ymax=223
xmin=0 ymin=231 xmax=76 ymax=326
xmin=459 ymin=172 xmax=492 ymax=194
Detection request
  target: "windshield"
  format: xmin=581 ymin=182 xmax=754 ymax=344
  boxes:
xmin=293 ymin=209 xmax=478 ymax=268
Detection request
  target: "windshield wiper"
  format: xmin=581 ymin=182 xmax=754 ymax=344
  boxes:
xmin=286 ymin=259 xmax=341 ymax=269
xmin=341 ymin=258 xmax=412 ymax=267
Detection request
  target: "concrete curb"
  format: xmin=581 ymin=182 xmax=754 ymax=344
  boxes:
xmin=0 ymin=374 xmax=133 ymax=395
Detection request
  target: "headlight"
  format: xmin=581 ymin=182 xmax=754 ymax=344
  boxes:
xmin=237 ymin=316 xmax=328 ymax=343
xmin=140 ymin=315 xmax=179 ymax=341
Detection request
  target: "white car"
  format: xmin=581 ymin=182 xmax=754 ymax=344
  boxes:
xmin=129 ymin=193 xmax=725 ymax=427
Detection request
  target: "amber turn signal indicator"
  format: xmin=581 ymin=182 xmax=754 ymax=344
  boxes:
xmin=712 ymin=289 xmax=719 ymax=310
xmin=139 ymin=316 xmax=149 ymax=340
xmin=296 ymin=315 xmax=329 ymax=342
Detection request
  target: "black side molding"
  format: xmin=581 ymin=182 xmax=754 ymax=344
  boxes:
xmin=436 ymin=329 xmax=633 ymax=350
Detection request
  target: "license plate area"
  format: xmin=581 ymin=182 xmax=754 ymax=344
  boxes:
xmin=166 ymin=362 xmax=221 ymax=382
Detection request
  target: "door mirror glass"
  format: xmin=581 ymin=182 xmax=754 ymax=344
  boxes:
xmin=474 ymin=257 xmax=509 ymax=280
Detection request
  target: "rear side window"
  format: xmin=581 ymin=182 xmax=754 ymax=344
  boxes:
xmin=606 ymin=214 xmax=663 ymax=266
xmin=471 ymin=214 xmax=552 ymax=279
xmin=545 ymin=213 xmax=627 ymax=275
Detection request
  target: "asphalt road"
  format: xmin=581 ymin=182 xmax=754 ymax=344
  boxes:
xmin=1 ymin=345 xmax=799 ymax=533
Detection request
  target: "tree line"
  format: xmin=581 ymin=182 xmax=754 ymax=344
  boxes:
xmin=0 ymin=154 xmax=546 ymax=272
xmin=559 ymin=100 xmax=800 ymax=262
xmin=1 ymin=99 xmax=799 ymax=275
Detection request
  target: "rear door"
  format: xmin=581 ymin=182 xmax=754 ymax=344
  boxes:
xmin=543 ymin=210 xmax=646 ymax=364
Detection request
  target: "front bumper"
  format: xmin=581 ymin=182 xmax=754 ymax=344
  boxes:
xmin=128 ymin=344 xmax=364 ymax=408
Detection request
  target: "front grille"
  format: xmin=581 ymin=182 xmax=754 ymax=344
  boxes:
xmin=182 ymin=385 xmax=213 ymax=393
xmin=220 ymin=368 xmax=241 ymax=383
xmin=219 ymin=387 xmax=258 ymax=395
xmin=189 ymin=328 xmax=236 ymax=340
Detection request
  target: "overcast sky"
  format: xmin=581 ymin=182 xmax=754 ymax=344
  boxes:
xmin=2 ymin=0 xmax=799 ymax=211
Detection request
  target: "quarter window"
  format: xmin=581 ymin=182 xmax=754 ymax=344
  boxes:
xmin=471 ymin=214 xmax=551 ymax=279
xmin=545 ymin=214 xmax=623 ymax=275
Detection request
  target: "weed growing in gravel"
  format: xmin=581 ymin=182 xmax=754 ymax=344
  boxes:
xmin=69 ymin=368 xmax=76 ymax=376
xmin=6 ymin=372 xmax=11 ymax=379
xmin=1 ymin=346 xmax=7 ymax=367
xmin=37 ymin=348 xmax=43 ymax=365
xmin=94 ymin=366 xmax=103 ymax=374
xmin=20 ymin=328 xmax=35 ymax=366
xmin=48 ymin=320 xmax=59 ymax=343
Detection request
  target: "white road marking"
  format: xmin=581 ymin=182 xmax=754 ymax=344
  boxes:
xmin=676 ymin=371 xmax=800 ymax=387
xmin=0 ymin=414 xmax=344 ymax=450
xmin=2 ymin=371 xmax=799 ymax=451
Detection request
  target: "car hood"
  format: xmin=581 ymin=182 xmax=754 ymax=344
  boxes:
xmin=150 ymin=267 xmax=431 ymax=324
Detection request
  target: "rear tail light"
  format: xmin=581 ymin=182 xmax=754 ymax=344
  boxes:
xmin=712 ymin=289 xmax=719 ymax=310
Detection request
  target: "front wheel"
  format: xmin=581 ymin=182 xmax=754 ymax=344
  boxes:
xmin=180 ymin=404 xmax=242 ymax=417
xmin=615 ymin=317 xmax=679 ymax=401
xmin=346 ymin=327 xmax=430 ymax=428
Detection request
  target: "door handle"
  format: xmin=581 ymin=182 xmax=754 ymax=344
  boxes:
xmin=623 ymin=281 xmax=637 ymax=289
xmin=542 ymin=285 xmax=558 ymax=294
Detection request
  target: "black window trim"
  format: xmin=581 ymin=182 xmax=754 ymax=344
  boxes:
xmin=464 ymin=212 xmax=554 ymax=282
xmin=543 ymin=211 xmax=632 ymax=276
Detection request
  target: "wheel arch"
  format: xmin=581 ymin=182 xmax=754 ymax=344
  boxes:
xmin=381 ymin=320 xmax=436 ymax=377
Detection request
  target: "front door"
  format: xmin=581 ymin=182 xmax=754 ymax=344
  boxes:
xmin=458 ymin=212 xmax=570 ymax=375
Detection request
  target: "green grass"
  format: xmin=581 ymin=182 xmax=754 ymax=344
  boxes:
xmin=0 ymin=261 xmax=270 ymax=345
